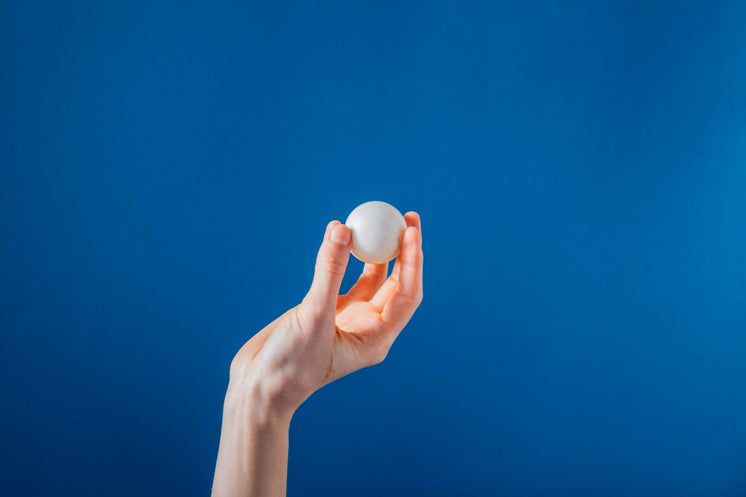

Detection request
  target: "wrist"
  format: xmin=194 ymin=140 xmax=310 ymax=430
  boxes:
xmin=224 ymin=371 xmax=296 ymax=430
xmin=214 ymin=373 xmax=293 ymax=497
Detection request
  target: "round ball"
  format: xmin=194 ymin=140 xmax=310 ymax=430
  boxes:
xmin=344 ymin=201 xmax=407 ymax=264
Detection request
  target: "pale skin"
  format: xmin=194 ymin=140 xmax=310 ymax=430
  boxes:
xmin=212 ymin=212 xmax=424 ymax=497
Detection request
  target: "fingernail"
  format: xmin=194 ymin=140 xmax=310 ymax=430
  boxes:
xmin=331 ymin=225 xmax=351 ymax=245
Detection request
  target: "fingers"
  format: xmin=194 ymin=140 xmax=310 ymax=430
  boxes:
xmin=371 ymin=212 xmax=422 ymax=308
xmin=305 ymin=221 xmax=352 ymax=316
xmin=344 ymin=262 xmax=388 ymax=302
xmin=380 ymin=221 xmax=423 ymax=328
xmin=404 ymin=211 xmax=421 ymax=232
xmin=388 ymin=212 xmax=421 ymax=282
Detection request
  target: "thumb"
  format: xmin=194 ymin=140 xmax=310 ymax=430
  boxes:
xmin=305 ymin=221 xmax=351 ymax=314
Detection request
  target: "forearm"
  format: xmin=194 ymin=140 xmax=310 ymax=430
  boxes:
xmin=212 ymin=382 xmax=292 ymax=497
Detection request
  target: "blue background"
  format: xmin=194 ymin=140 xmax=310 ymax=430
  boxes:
xmin=2 ymin=1 xmax=746 ymax=495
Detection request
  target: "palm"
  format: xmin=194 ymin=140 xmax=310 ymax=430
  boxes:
xmin=336 ymin=300 xmax=382 ymax=334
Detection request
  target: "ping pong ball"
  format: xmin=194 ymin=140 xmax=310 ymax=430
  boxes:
xmin=344 ymin=201 xmax=407 ymax=264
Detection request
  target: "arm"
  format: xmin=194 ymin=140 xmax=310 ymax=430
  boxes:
xmin=211 ymin=375 xmax=291 ymax=497
xmin=212 ymin=213 xmax=424 ymax=497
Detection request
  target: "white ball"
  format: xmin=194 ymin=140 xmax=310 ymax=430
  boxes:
xmin=344 ymin=201 xmax=407 ymax=264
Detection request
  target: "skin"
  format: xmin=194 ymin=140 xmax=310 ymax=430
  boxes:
xmin=212 ymin=212 xmax=424 ymax=497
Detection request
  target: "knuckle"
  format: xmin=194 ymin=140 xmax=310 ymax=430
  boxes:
xmin=319 ymin=253 xmax=346 ymax=276
xmin=374 ymin=344 xmax=390 ymax=365
xmin=367 ymin=337 xmax=391 ymax=366
xmin=368 ymin=348 xmax=388 ymax=367
xmin=296 ymin=302 xmax=320 ymax=329
xmin=376 ymin=348 xmax=389 ymax=365
xmin=297 ymin=302 xmax=331 ymax=333
xmin=401 ymin=290 xmax=423 ymax=307
xmin=229 ymin=355 xmax=247 ymax=380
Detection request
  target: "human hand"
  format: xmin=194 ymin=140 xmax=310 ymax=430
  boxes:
xmin=227 ymin=212 xmax=424 ymax=422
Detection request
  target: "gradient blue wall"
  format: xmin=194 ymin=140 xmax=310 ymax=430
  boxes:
xmin=2 ymin=1 xmax=745 ymax=495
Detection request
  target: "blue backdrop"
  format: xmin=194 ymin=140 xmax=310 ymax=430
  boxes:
xmin=2 ymin=1 xmax=745 ymax=495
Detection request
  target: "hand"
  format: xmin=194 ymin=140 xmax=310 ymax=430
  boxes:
xmin=213 ymin=212 xmax=423 ymax=497
xmin=227 ymin=212 xmax=424 ymax=421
